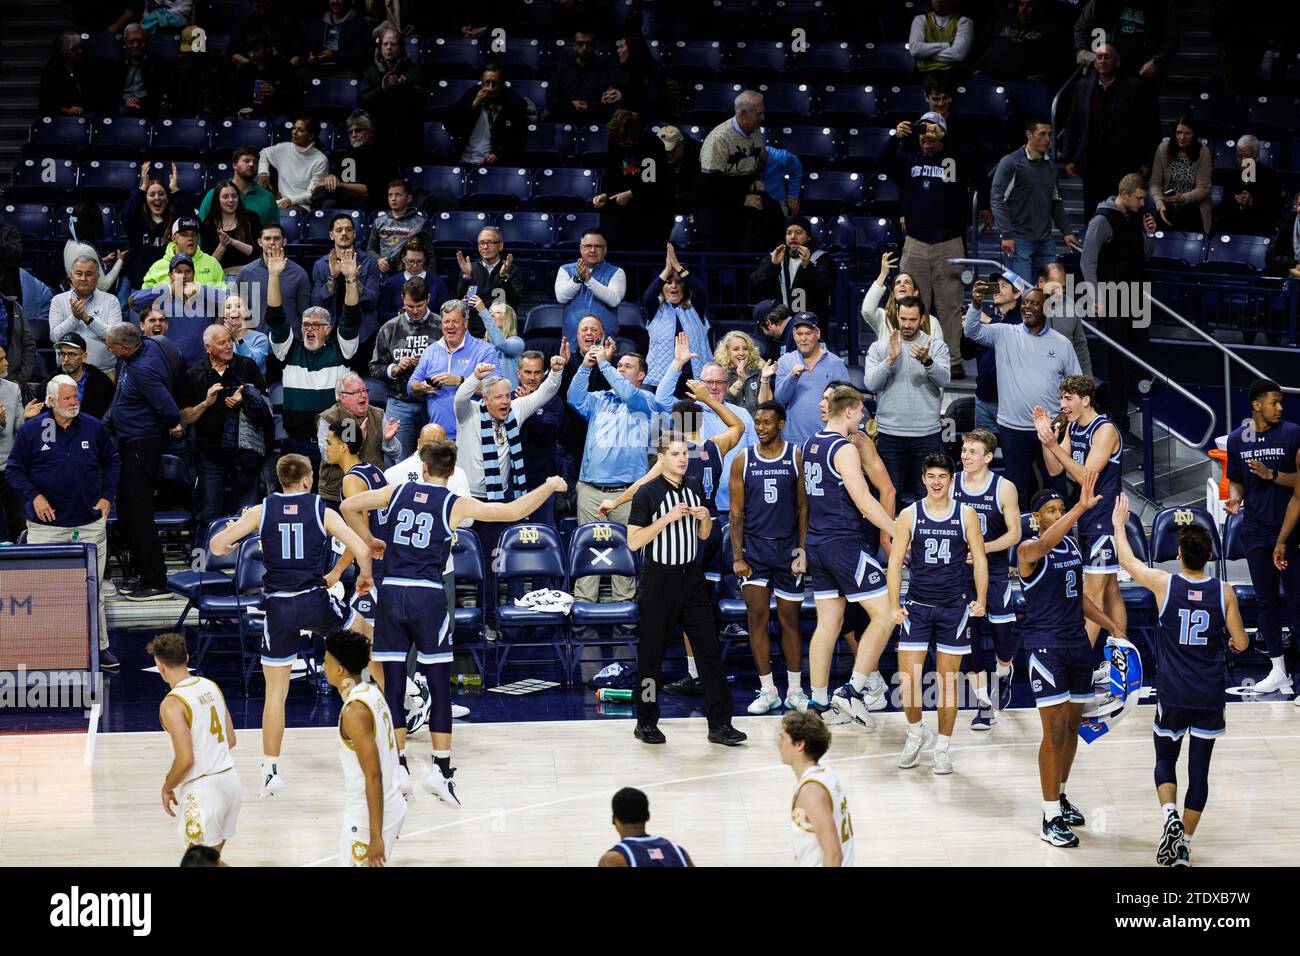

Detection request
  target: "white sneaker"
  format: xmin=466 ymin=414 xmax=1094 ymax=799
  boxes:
xmin=1092 ymin=662 xmax=1111 ymax=686
xmin=397 ymin=764 xmax=414 ymax=802
xmin=1254 ymin=669 xmax=1294 ymax=695
xmin=421 ymin=768 xmax=462 ymax=807
xmin=259 ymin=771 xmax=285 ymax=799
xmin=451 ymin=703 xmax=471 ymax=719
xmin=101 ymin=579 xmax=118 ymax=597
xmin=898 ymin=728 xmax=934 ymax=769
xmin=831 ymin=683 xmax=879 ymax=730
xmin=932 ymin=748 xmax=954 ymax=775
xmin=747 ymin=688 xmax=783 ymax=715
xmin=784 ymin=688 xmax=809 ymax=711
xmin=863 ymin=676 xmax=889 ymax=712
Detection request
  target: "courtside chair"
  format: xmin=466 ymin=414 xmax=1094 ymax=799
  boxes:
xmin=568 ymin=522 xmax=640 ymax=682
xmin=166 ymin=514 xmax=240 ymax=630
xmin=493 ymin=522 xmax=571 ymax=683
xmin=449 ymin=527 xmax=492 ymax=683
xmin=193 ymin=536 xmax=265 ymax=693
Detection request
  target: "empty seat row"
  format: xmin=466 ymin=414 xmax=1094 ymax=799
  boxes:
xmin=1147 ymin=231 xmax=1276 ymax=274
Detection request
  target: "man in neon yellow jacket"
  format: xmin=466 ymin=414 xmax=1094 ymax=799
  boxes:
xmin=140 ymin=216 xmax=225 ymax=289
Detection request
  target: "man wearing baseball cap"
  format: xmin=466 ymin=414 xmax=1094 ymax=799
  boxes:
xmin=52 ymin=331 xmax=115 ymax=421
xmin=656 ymin=125 xmax=700 ymax=214
xmin=749 ymin=215 xmax=835 ymax=339
xmin=773 ymin=312 xmax=850 ymax=445
xmin=139 ymin=215 xmax=226 ymax=290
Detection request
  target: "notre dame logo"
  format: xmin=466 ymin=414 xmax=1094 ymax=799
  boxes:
xmin=518 ymin=526 xmax=540 ymax=545
xmin=1028 ymin=515 xmax=1040 ymax=531
xmin=1173 ymin=509 xmax=1194 ymax=526
xmin=592 ymin=524 xmax=613 ymax=543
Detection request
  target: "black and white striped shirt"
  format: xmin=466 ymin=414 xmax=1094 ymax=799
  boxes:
xmin=629 ymin=474 xmax=707 ymax=568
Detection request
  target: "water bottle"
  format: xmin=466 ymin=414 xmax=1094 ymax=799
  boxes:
xmin=595 ymin=688 xmax=633 ymax=702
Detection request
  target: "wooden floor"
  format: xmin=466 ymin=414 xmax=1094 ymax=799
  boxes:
xmin=3 ymin=703 xmax=1298 ymax=867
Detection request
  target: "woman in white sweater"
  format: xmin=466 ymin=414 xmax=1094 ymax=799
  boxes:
xmin=257 ymin=117 xmax=329 ymax=214
xmin=859 ymin=251 xmax=942 ymax=342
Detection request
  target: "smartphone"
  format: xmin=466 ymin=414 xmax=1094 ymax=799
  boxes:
xmin=465 ymin=284 xmax=478 ymax=305
xmin=1163 ymin=188 xmax=1176 ymax=198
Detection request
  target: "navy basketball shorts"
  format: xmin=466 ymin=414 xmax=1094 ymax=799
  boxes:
xmin=702 ymin=519 xmax=724 ymax=583
xmin=898 ymin=598 xmax=971 ymax=656
xmin=963 ymin=576 xmax=1017 ymax=671
xmin=262 ymin=587 xmax=357 ymax=666
xmin=808 ymin=538 xmax=887 ymax=603
xmin=740 ymin=535 xmax=805 ymax=602
xmin=1025 ymin=640 xmax=1095 ymax=708
xmin=1154 ymin=701 xmax=1226 ymax=741
xmin=375 ymin=579 xmax=451 ymax=666
xmin=1079 ymin=527 xmax=1120 ymax=575
xmin=350 ymin=584 xmax=379 ymax=627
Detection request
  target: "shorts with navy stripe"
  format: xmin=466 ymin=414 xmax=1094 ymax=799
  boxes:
xmin=1026 ymin=642 xmax=1095 ymax=708
xmin=375 ymin=578 xmax=451 ymax=665
xmin=808 ymin=538 xmax=886 ymax=603
xmin=262 ymin=588 xmax=357 ymax=666
xmin=1079 ymin=531 xmax=1120 ymax=575
xmin=1154 ymin=701 xmax=1225 ymax=740
xmin=350 ymin=587 xmax=378 ymax=627
xmin=898 ymin=599 xmax=971 ymax=656
xmin=740 ymin=534 xmax=805 ymax=602
xmin=985 ymin=576 xmax=1015 ymax=624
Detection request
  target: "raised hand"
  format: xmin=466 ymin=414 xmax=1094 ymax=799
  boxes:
xmin=770 ymin=244 xmax=786 ymax=266
xmin=266 ymin=245 xmax=286 ymax=276
xmin=583 ymin=344 xmax=600 ymax=367
xmin=473 ymin=362 xmax=496 ymax=380
xmin=1032 ymin=405 xmax=1056 ymax=445
xmin=382 ymin=415 xmax=399 ymax=441
xmin=456 ymin=250 xmax=473 ymax=279
xmin=601 ymin=337 xmax=617 ymax=364
xmin=886 ymin=328 xmax=902 ymax=364
xmin=337 ymin=247 xmax=358 ymax=280
xmin=557 ymin=337 xmax=571 ymax=366
xmin=1112 ymin=492 xmax=1130 ymax=532
xmin=877 ymin=250 xmax=899 ymax=281
xmin=909 ymin=340 xmax=931 ymax=364
xmin=469 ymin=294 xmax=487 ymax=313
xmin=686 ymin=379 xmax=709 ymax=403
xmin=1079 ymin=468 xmax=1102 ymax=512
xmin=672 ymin=330 xmax=697 ymax=368
xmin=500 ymin=253 xmax=512 ymax=276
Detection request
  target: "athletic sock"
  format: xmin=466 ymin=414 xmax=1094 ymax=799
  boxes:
xmin=974 ymin=686 xmax=993 ymax=708
xmin=867 ymin=671 xmax=886 ymax=694
xmin=686 ymin=656 xmax=698 ymax=680
xmin=850 ymin=670 xmax=868 ymax=693
xmin=1183 ymin=831 xmax=1193 ymax=844
xmin=935 ymin=734 xmax=950 ymax=752
xmin=261 ymin=757 xmax=278 ymax=777
xmin=812 ymin=686 xmax=829 ymax=705
xmin=996 ymin=662 xmax=1011 ymax=678
xmin=1162 ymin=802 xmax=1178 ymax=817
xmin=1270 ymin=656 xmax=1287 ymax=674
xmin=1043 ymin=800 xmax=1062 ymax=820
xmin=786 ymin=671 xmax=802 ymax=693
xmin=759 ymin=672 xmax=776 ymax=694
xmin=907 ymin=719 xmax=924 ymax=737
xmin=433 ymin=750 xmax=451 ymax=777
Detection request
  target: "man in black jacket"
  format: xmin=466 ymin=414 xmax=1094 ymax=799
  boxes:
xmin=111 ymin=23 xmax=174 ymax=117
xmin=454 ymin=226 xmax=523 ymax=329
xmin=447 ymin=65 xmax=529 ymax=167
xmin=749 ymin=216 xmax=836 ymax=340
xmin=52 ymin=332 xmax=115 ymax=420
xmin=178 ymin=323 xmax=271 ymax=528
xmin=546 ymin=31 xmax=613 ymax=125
xmin=1063 ymin=43 xmax=1160 ymax=220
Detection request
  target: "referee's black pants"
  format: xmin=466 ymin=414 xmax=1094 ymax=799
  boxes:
xmin=637 ymin=561 xmax=732 ymax=730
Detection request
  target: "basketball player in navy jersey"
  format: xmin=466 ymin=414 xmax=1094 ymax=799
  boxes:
xmin=598 ymin=788 xmax=693 ymax=867
xmin=887 ymin=453 xmax=987 ymax=773
xmin=1111 ymin=493 xmax=1249 ymax=865
xmin=1273 ymin=443 xmax=1300 ymax=709
xmin=803 ymin=385 xmax=898 ymax=727
xmin=730 ymin=400 xmax=810 ymax=714
xmin=343 ymin=440 xmax=566 ymax=805
xmin=1228 ymin=378 xmax=1300 ymax=695
xmin=1016 ymin=471 xmax=1126 ymax=847
xmin=954 ymin=429 xmax=1021 ymax=729
xmin=1035 ymin=376 xmax=1126 ymax=667
xmin=211 ymin=453 xmax=378 ymax=799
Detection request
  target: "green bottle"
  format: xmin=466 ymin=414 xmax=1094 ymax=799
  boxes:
xmin=595 ymin=688 xmax=633 ymax=702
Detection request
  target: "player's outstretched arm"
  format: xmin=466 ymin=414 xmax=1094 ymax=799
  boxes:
xmin=453 ymin=476 xmax=568 ymax=527
xmin=1019 ymin=470 xmax=1100 ymax=567
xmin=209 ymin=506 xmax=261 ymax=556
xmin=601 ymin=462 xmax=660 ymax=517
xmin=339 ymin=485 xmax=397 ymax=547
xmin=1081 ymin=593 xmax=1124 ymax=641
xmin=323 ymin=507 xmax=375 ymax=588
xmin=342 ymin=701 xmax=387 ymax=867
xmin=1111 ymin=493 xmax=1167 ymax=598
xmin=796 ymin=782 xmax=843 ymax=868
xmin=1224 ymin=585 xmax=1250 ymax=653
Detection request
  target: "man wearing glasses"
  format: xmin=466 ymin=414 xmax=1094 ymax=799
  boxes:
xmin=49 ymin=332 xmax=115 ymax=420
xmin=456 ymin=227 xmax=521 ymax=336
xmin=316 ymin=372 xmax=399 ymax=505
xmin=554 ymin=228 xmax=625 ymax=348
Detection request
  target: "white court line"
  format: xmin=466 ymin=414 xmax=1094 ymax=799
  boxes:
xmin=301 ymin=729 xmax=1300 ymax=867
xmin=82 ymin=697 xmax=102 ymax=767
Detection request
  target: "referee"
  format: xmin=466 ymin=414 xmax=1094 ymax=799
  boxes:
xmin=627 ymin=431 xmax=746 ymax=746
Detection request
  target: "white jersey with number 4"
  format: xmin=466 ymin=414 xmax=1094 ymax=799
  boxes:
xmin=338 ymin=681 xmax=406 ymax=822
xmin=165 ymin=676 xmax=235 ymax=785
xmin=791 ymin=763 xmax=856 ymax=867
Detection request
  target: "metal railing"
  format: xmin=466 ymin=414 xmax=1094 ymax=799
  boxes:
xmin=1049 ymin=68 xmax=1084 ymax=160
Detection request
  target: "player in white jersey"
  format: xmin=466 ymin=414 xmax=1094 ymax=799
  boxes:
xmin=150 ymin=632 xmax=240 ymax=863
xmin=324 ymin=628 xmax=407 ymax=867
xmin=778 ymin=710 xmax=855 ymax=867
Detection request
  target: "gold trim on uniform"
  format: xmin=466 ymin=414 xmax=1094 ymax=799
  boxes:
xmin=350 ymin=840 xmax=368 ymax=864
xmin=183 ymin=793 xmax=204 ymax=845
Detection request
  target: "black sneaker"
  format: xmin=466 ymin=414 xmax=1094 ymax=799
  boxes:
xmin=1059 ymin=794 xmax=1085 ymax=827
xmin=1156 ymin=811 xmax=1185 ymax=866
xmin=663 ymin=675 xmax=702 ymax=696
xmin=121 ymin=586 xmax=171 ymax=602
xmin=1172 ymin=841 xmax=1191 ymax=867
xmin=707 ymin=725 xmax=748 ymax=746
xmin=99 ymin=649 xmax=120 ymax=671
xmin=996 ymin=661 xmax=1015 ymax=710
xmin=1041 ymin=815 xmax=1079 ymax=847
xmin=949 ymin=364 xmax=967 ymax=380
xmin=633 ymin=723 xmax=666 ymax=744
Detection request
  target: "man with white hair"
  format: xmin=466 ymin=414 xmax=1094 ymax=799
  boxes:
xmin=5 ymin=374 xmax=121 ymax=667
xmin=408 ymin=300 xmax=499 ymax=440
xmin=316 ymin=372 xmax=399 ymax=505
xmin=1220 ymin=134 xmax=1283 ymax=237
xmin=699 ymin=90 xmax=768 ymax=249
xmin=265 ymin=245 xmax=361 ymax=469
xmin=49 ymin=255 xmax=124 ymax=376
xmin=179 ymin=323 xmax=271 ymax=527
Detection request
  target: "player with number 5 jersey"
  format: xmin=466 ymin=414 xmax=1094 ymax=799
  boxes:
xmin=1015 ymin=470 xmax=1125 ymax=849
xmin=210 ymin=454 xmax=377 ymax=801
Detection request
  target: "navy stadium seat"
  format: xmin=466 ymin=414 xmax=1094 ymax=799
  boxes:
xmin=1149 ymin=231 xmax=1206 ymax=268
xmin=88 ymin=117 xmax=150 ymax=160
xmin=756 ymin=83 xmax=814 ymax=123
xmin=838 ymin=127 xmax=895 ymax=170
xmin=529 ymin=166 xmax=597 ymax=211
xmin=554 ymin=211 xmax=599 ymax=248
xmin=786 ymin=42 xmax=855 ymax=84
xmin=522 ymin=123 xmax=576 ymax=167
xmin=815 ymin=85 xmax=880 ymax=126
xmin=856 ymin=41 xmax=914 ymax=81
xmin=426 ymin=80 xmax=477 ymax=120
xmin=954 ymin=85 xmax=1011 ymax=121
xmin=419 ymin=37 xmax=481 ymax=78
xmin=1189 ymin=92 xmax=1241 ymax=136
xmin=770 ymin=125 xmax=837 ymax=168
xmin=493 ymin=523 xmax=571 ymax=682
xmin=274 ymin=118 xmax=334 ymax=154
xmin=490 ymin=38 xmax=543 ymax=77
xmin=572 ymin=126 xmax=609 ymax=166
xmin=430 ymin=210 xmax=492 ymax=250
xmin=166 ymin=515 xmax=240 ymax=630
xmin=1204 ymin=234 xmax=1269 ymax=274
xmin=668 ymin=214 xmax=693 ymax=250
xmin=1220 ymin=512 xmax=1258 ymax=621
xmin=78 ymin=160 xmax=139 ymax=202
xmin=1211 ymin=138 xmax=1275 ymax=170
xmin=81 ymin=32 xmax=121 ymax=62
xmin=661 ymin=40 xmax=724 ymax=81
xmin=2 ymin=203 xmax=53 ymax=240
xmin=1149 ymin=506 xmax=1221 ymax=565
xmin=303 ymin=208 xmax=365 ymax=244
xmin=567 ymin=522 xmax=640 ymax=681
xmin=879 ymin=84 xmax=925 ymax=129
xmin=146 ymin=32 xmax=180 ymax=59
xmin=523 ymin=304 xmax=564 ymax=335
xmin=865 ymin=175 xmax=901 ymax=218
xmin=1241 ymin=96 xmax=1298 ymax=140
xmin=497 ymin=211 xmax=554 ymax=249
xmin=685 ymin=82 xmax=744 ymax=127
xmin=449 ymin=528 xmax=491 ymax=679
xmin=144 ymin=160 xmax=206 ymax=196
xmin=422 ymin=121 xmax=454 ymax=162
xmin=277 ymin=208 xmax=306 ymax=243
xmin=150 ymin=118 xmax=212 ymax=159
xmin=800 ymin=170 xmax=865 ymax=214
xmin=725 ymin=41 xmax=787 ymax=82
xmin=302 ymin=78 xmax=358 ymax=118
xmin=407 ymin=165 xmax=467 ymax=206
xmin=506 ymin=80 xmax=549 ymax=114
xmin=465 ymin=166 xmax=533 ymax=209
xmin=26 ymin=116 xmax=90 ymax=158
xmin=210 ymin=118 xmax=273 ymax=155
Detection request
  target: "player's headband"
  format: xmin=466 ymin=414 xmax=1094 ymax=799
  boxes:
xmin=1031 ymin=490 xmax=1064 ymax=511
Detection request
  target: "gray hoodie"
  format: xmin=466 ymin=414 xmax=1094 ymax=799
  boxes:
xmin=990 ymin=146 xmax=1071 ymax=243
xmin=369 ymin=308 xmax=442 ymax=402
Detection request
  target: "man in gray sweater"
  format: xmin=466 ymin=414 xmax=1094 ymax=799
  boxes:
xmin=963 ymin=278 xmax=1080 ymax=510
xmin=990 ymin=119 xmax=1078 ymax=285
xmin=865 ymin=296 xmax=950 ymax=502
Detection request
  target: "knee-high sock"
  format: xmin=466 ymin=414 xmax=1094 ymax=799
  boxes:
xmin=418 ymin=660 xmax=452 ymax=736
xmin=1184 ymin=735 xmax=1215 ymax=813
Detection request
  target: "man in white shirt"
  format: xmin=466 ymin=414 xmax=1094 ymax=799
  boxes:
xmin=553 ymin=228 xmax=626 ymax=346
xmin=49 ymin=255 xmax=124 ymax=375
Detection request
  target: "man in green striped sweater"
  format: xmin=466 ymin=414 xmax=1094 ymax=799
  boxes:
xmin=265 ymin=245 xmax=360 ymax=470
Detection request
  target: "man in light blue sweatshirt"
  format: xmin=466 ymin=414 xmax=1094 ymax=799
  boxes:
xmin=774 ymin=314 xmax=850 ymax=446
xmin=990 ymin=119 xmax=1079 ymax=284
xmin=864 ymin=295 xmax=950 ymax=501
xmin=963 ymin=276 xmax=1080 ymax=509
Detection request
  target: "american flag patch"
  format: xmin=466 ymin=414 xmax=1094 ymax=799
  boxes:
xmin=648 ymin=847 xmax=664 ymax=860
xmin=283 ymin=504 xmax=297 ymax=515
xmin=414 ymin=492 xmax=428 ymax=503
xmin=1188 ymin=589 xmax=1202 ymax=602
